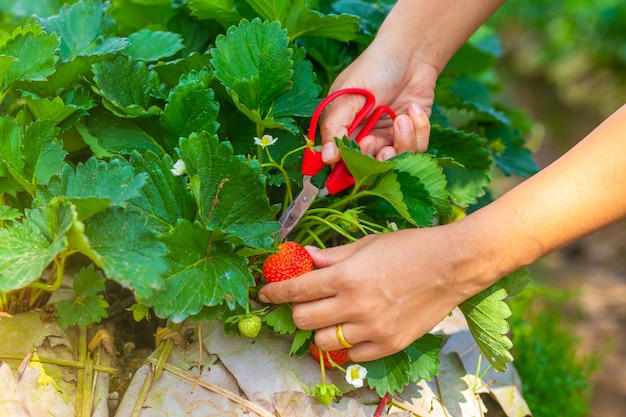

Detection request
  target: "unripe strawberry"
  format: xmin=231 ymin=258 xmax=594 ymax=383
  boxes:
xmin=262 ymin=241 xmax=313 ymax=283
xmin=310 ymin=343 xmax=350 ymax=369
xmin=238 ymin=315 xmax=262 ymax=338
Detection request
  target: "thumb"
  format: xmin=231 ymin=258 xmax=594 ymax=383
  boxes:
xmin=319 ymin=93 xmax=369 ymax=163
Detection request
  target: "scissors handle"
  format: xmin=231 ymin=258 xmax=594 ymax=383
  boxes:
xmin=302 ymin=88 xmax=396 ymax=194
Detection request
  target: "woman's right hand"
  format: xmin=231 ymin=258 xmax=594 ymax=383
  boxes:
xmin=318 ymin=34 xmax=436 ymax=164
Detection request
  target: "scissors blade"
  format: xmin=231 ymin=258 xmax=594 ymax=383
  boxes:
xmin=277 ymin=176 xmax=320 ymax=240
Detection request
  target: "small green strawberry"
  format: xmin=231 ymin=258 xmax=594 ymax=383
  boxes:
xmin=312 ymin=383 xmax=342 ymax=405
xmin=263 ymin=241 xmax=313 ymax=283
xmin=238 ymin=315 xmax=262 ymax=338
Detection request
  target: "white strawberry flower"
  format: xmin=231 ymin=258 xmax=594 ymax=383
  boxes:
xmin=171 ymin=159 xmax=187 ymax=176
xmin=254 ymin=134 xmax=278 ymax=148
xmin=345 ymin=364 xmax=367 ymax=388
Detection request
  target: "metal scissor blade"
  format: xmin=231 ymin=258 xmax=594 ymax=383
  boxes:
xmin=277 ymin=176 xmax=320 ymax=239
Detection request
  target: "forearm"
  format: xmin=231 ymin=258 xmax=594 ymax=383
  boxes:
xmin=452 ymin=104 xmax=626 ymax=294
xmin=377 ymin=0 xmax=505 ymax=73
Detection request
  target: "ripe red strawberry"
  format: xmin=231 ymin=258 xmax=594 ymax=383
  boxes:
xmin=262 ymin=241 xmax=313 ymax=283
xmin=310 ymin=343 xmax=350 ymax=369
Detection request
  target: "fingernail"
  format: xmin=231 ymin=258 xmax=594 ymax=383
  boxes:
xmin=380 ymin=148 xmax=396 ymax=161
xmin=304 ymin=245 xmax=320 ymax=251
xmin=258 ymin=291 xmax=269 ymax=303
xmin=322 ymin=142 xmax=337 ymax=162
xmin=397 ymin=115 xmax=412 ymax=133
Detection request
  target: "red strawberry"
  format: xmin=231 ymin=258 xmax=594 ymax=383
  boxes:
xmin=310 ymin=343 xmax=350 ymax=369
xmin=262 ymin=241 xmax=313 ymax=283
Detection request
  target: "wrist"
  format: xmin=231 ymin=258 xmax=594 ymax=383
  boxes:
xmin=444 ymin=202 xmax=542 ymax=299
xmin=376 ymin=0 xmax=505 ymax=73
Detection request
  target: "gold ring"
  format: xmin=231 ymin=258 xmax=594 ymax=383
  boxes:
xmin=336 ymin=323 xmax=354 ymax=348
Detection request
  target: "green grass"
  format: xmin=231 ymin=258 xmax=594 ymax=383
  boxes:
xmin=508 ymin=282 xmax=603 ymax=417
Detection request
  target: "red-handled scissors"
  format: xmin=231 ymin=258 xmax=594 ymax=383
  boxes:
xmin=277 ymin=88 xmax=396 ymax=239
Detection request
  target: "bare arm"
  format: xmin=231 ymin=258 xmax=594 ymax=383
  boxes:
xmin=259 ymin=104 xmax=626 ymax=361
xmin=377 ymin=0 xmax=506 ymax=73
xmin=320 ymin=0 xmax=505 ymax=162
xmin=453 ymin=103 xmax=626 ymax=295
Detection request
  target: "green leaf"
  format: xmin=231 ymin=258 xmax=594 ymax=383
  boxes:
xmin=152 ymin=52 xmax=214 ymax=88
xmin=0 ymin=24 xmax=60 ymax=90
xmin=290 ymin=329 xmax=313 ymax=356
xmin=266 ymin=45 xmax=321 ymax=126
xmin=485 ymin=122 xmax=539 ymax=177
xmin=363 ymin=334 xmax=442 ymax=396
xmin=0 ymin=117 xmax=25 ymax=180
xmin=458 ymin=283 xmax=514 ymax=372
xmin=393 ymin=171 xmax=436 ymax=227
xmin=362 ymin=336 xmax=442 ymax=396
xmin=0 ymin=118 xmax=66 ymax=192
xmin=22 ymin=87 xmax=95 ymax=131
xmin=23 ymin=120 xmax=66 ymax=186
xmin=0 ymin=55 xmax=17 ymax=88
xmin=337 ymin=138 xmax=396 ymax=188
xmin=211 ymin=18 xmax=293 ymax=115
xmin=245 ymin=0 xmax=360 ymax=41
xmin=56 ymin=264 xmax=109 ymax=329
xmin=161 ymin=68 xmax=220 ymax=154
xmin=179 ymin=132 xmax=280 ymax=248
xmin=23 ymin=54 xmax=115 ymax=98
xmin=393 ymin=152 xmax=450 ymax=217
xmin=48 ymin=157 xmax=147 ymax=213
xmin=90 ymin=56 xmax=163 ymax=118
xmin=0 ymin=201 xmax=75 ymax=292
xmin=187 ymin=0 xmax=241 ymax=28
xmin=366 ymin=172 xmax=416 ymax=225
xmin=405 ymin=333 xmax=443 ymax=382
xmin=79 ymin=107 xmax=164 ymax=156
xmin=80 ymin=206 xmax=168 ymax=302
xmin=124 ymin=29 xmax=184 ymax=62
xmin=152 ymin=219 xmax=254 ymax=322
xmin=428 ymin=126 xmax=492 ymax=207
xmin=498 ymin=267 xmax=532 ymax=297
xmin=363 ymin=351 xmax=410 ymax=396
xmin=263 ymin=303 xmax=297 ymax=335
xmin=128 ymin=151 xmax=197 ymax=234
xmin=37 ymin=0 xmax=127 ymax=62
xmin=0 ymin=205 xmax=21 ymax=221
xmin=447 ymin=40 xmax=497 ymax=76
xmin=126 ymin=303 xmax=151 ymax=322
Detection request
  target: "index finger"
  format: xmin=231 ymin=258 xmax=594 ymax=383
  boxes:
xmin=258 ymin=268 xmax=337 ymax=304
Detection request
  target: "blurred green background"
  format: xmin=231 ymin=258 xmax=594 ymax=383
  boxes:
xmin=491 ymin=1 xmax=626 ymax=417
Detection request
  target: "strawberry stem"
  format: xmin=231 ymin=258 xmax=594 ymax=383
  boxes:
xmin=373 ymin=393 xmax=391 ymax=417
xmin=319 ymin=349 xmax=327 ymax=385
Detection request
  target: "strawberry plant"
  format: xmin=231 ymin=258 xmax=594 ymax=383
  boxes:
xmin=0 ymin=0 xmax=538 ymax=408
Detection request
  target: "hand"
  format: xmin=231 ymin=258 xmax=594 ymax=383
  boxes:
xmin=258 ymin=227 xmax=476 ymax=362
xmin=319 ymin=37 xmax=436 ymax=164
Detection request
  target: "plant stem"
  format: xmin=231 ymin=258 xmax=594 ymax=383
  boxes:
xmin=302 ymin=228 xmax=325 ymax=248
xmin=300 ymin=215 xmax=356 ymax=242
xmin=373 ymin=393 xmax=391 ymax=417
